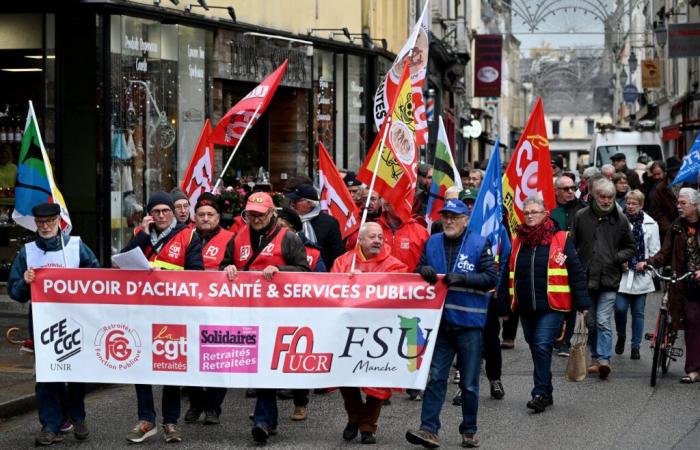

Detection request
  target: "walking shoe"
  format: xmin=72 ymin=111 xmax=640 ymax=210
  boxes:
xmin=406 ymin=428 xmax=440 ymax=448
xmin=59 ymin=419 xmax=73 ymax=433
xmin=252 ymin=424 xmax=272 ymax=443
xmin=291 ymin=406 xmax=308 ymax=421
xmin=35 ymin=430 xmax=63 ymax=446
xmin=490 ymin=380 xmax=505 ymax=399
xmin=615 ymin=337 xmax=625 ymax=355
xmin=342 ymin=423 xmax=359 ymax=441
xmin=500 ymin=339 xmax=514 ymax=349
xmin=163 ymin=423 xmax=182 ymax=443
xmin=452 ymin=389 xmax=462 ymax=406
xmin=587 ymin=362 xmax=600 ymax=374
xmin=462 ymin=433 xmax=480 ymax=448
xmin=598 ymin=363 xmax=611 ymax=380
xmin=526 ymin=395 xmax=553 ymax=413
xmin=277 ymin=389 xmax=294 ymax=400
xmin=126 ymin=420 xmax=157 ymax=443
xmin=184 ymin=407 xmax=203 ymax=423
xmin=203 ymin=410 xmax=220 ymax=425
xmin=361 ymin=431 xmax=377 ymax=444
xmin=556 ymin=344 xmax=570 ymax=357
xmin=631 ymin=348 xmax=640 ymax=360
xmin=73 ymin=421 xmax=90 ymax=440
xmin=452 ymin=370 xmax=461 ymax=384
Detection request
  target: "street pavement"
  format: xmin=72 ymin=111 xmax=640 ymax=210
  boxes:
xmin=1 ymin=291 xmax=699 ymax=449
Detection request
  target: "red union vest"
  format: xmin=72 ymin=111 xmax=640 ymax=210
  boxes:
xmin=201 ymin=228 xmax=234 ymax=271
xmin=232 ymin=225 xmax=286 ymax=270
xmin=146 ymin=227 xmax=195 ymax=271
xmin=508 ymin=231 xmax=572 ymax=312
xmin=305 ymin=245 xmax=321 ymax=271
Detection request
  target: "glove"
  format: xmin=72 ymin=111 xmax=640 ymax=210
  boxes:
xmin=443 ymin=273 xmax=466 ymax=287
xmin=419 ymin=266 xmax=438 ymax=284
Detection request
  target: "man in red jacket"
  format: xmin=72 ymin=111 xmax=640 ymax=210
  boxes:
xmin=376 ymin=199 xmax=429 ymax=271
xmin=331 ymin=222 xmax=407 ymax=444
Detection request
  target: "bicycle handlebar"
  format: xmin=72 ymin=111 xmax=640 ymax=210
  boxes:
xmin=647 ymin=266 xmax=694 ymax=282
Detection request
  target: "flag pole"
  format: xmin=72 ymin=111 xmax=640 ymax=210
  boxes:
xmin=213 ymin=102 xmax=264 ymax=190
xmin=349 ymin=116 xmax=393 ymax=274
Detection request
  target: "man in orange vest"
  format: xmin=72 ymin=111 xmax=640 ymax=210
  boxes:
xmin=184 ymin=192 xmax=233 ymax=426
xmin=122 ymin=191 xmax=204 ymax=444
xmin=332 ymin=222 xmax=407 ymax=444
xmin=221 ymin=192 xmax=310 ymax=444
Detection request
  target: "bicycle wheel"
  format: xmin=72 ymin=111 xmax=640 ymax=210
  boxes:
xmin=650 ymin=310 xmax=667 ymax=387
xmin=661 ymin=328 xmax=675 ymax=374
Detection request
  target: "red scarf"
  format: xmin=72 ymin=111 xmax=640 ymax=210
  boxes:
xmin=516 ymin=216 xmax=557 ymax=246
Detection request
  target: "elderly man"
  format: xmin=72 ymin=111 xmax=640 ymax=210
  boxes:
xmin=122 ymin=192 xmax=204 ymax=443
xmin=610 ymin=152 xmax=642 ymax=190
xmin=601 ymin=164 xmax=616 ymax=181
xmin=287 ymin=183 xmax=345 ymax=268
xmin=221 ymin=192 xmax=310 ymax=444
xmin=467 ymin=169 xmax=484 ymax=189
xmin=9 ymin=203 xmax=100 ymax=446
xmin=580 ymin=166 xmax=601 ymax=203
xmin=332 ymin=222 xmax=407 ymax=444
xmin=552 ymin=175 xmax=587 ymax=232
xmin=171 ymin=188 xmax=192 ymax=225
xmin=572 ymin=178 xmax=635 ymax=379
xmin=406 ymin=199 xmax=498 ymax=449
xmin=184 ymin=193 xmax=233 ymax=426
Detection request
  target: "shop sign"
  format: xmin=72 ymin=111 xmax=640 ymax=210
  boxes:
xmin=641 ymin=59 xmax=661 ymax=88
xmin=474 ymin=35 xmax=502 ymax=97
xmin=668 ymin=23 xmax=700 ymax=59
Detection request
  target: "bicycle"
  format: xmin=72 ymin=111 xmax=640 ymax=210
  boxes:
xmin=645 ymin=266 xmax=694 ymax=387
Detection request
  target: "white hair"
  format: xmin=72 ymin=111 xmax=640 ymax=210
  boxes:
xmin=592 ymin=177 xmax=615 ymax=196
xmin=678 ymin=188 xmax=700 ymax=207
xmin=601 ymin=164 xmax=615 ymax=174
xmin=445 ymin=186 xmax=462 ymax=198
xmin=359 ymin=222 xmax=382 ymax=237
xmin=582 ymin=167 xmax=600 ymax=178
xmin=523 ymin=196 xmax=545 ymax=209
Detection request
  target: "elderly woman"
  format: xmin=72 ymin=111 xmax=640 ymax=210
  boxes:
xmin=615 ymin=190 xmax=660 ymax=360
xmin=499 ymin=197 xmax=590 ymax=412
xmin=642 ymin=188 xmax=700 ymax=383
xmin=613 ymin=172 xmax=630 ymax=210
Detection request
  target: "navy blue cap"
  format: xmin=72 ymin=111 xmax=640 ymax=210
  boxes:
xmin=286 ymin=184 xmax=319 ymax=201
xmin=147 ymin=191 xmax=175 ymax=212
xmin=32 ymin=202 xmax=60 ymax=217
xmin=439 ymin=199 xmax=470 ymax=216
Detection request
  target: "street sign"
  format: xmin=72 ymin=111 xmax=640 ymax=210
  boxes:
xmin=623 ymin=84 xmax=639 ymax=103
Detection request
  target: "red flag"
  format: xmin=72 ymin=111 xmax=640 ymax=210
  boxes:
xmin=181 ymin=119 xmax=214 ymax=216
xmin=502 ymin=97 xmax=556 ymax=235
xmin=357 ymin=64 xmax=416 ymax=222
xmin=210 ymin=60 xmax=288 ymax=146
xmin=318 ymin=142 xmax=360 ymax=239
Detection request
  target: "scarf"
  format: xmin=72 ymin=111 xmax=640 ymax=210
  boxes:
xmin=591 ymin=200 xmax=614 ymax=218
xmin=516 ymin=216 xmax=557 ymax=246
xmin=300 ymin=204 xmax=321 ymax=244
xmin=150 ymin=219 xmax=177 ymax=249
xmin=625 ymin=211 xmax=645 ymax=266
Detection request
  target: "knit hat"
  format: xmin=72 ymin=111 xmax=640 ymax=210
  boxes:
xmin=146 ymin=191 xmax=174 ymax=213
xmin=195 ymin=192 xmax=220 ymax=213
xmin=170 ymin=188 xmax=188 ymax=203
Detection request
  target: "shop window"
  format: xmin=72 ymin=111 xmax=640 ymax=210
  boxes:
xmin=334 ymin=54 xmax=345 ymax=168
xmin=586 ymin=118 xmax=595 ymax=136
xmin=346 ymin=54 xmax=367 ymax=171
xmin=314 ymin=50 xmax=335 ymax=162
xmin=552 ymin=119 xmax=560 ymax=136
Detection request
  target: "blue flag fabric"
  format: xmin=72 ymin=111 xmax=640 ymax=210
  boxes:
xmin=671 ymin=133 xmax=700 ymax=186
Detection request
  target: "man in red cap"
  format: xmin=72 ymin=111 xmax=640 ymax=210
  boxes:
xmin=220 ymin=192 xmax=310 ymax=444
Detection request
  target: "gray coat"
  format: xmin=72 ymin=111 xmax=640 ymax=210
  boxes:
xmin=572 ymin=205 xmax=636 ymax=291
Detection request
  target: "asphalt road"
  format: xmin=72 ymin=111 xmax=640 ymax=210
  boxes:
xmin=1 ymin=291 xmax=699 ymax=449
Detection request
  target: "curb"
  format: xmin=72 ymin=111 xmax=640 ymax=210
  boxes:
xmin=0 ymin=384 xmax=111 ymax=421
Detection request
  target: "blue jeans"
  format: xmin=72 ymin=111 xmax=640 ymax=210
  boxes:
xmin=520 ymin=312 xmax=564 ymax=399
xmin=253 ymin=389 xmax=278 ymax=428
xmin=587 ymin=290 xmax=617 ymax=364
xmin=36 ymin=382 xmax=85 ymax=433
xmin=420 ymin=327 xmax=482 ymax=435
xmin=615 ymin=293 xmax=646 ymax=350
xmin=135 ymin=385 xmax=180 ymax=424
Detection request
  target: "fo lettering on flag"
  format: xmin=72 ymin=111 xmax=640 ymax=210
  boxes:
xmin=502 ymin=97 xmax=556 ymax=235
xmin=181 ymin=119 xmax=214 ymax=217
xmin=318 ymin=142 xmax=360 ymax=239
xmin=358 ymin=63 xmax=417 ymax=222
xmin=13 ymin=101 xmax=72 ymax=234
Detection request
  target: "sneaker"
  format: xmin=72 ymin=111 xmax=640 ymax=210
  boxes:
xmin=615 ymin=337 xmax=625 ymax=355
xmin=452 ymin=389 xmax=462 ymax=406
xmin=343 ymin=423 xmax=359 ymax=441
xmin=361 ymin=431 xmax=377 ymax=444
xmin=406 ymin=428 xmax=440 ymax=448
xmin=126 ymin=420 xmax=157 ymax=443
xmin=203 ymin=410 xmax=220 ymax=425
xmin=462 ymin=433 xmax=480 ymax=448
xmin=452 ymin=370 xmax=461 ymax=384
xmin=73 ymin=421 xmax=90 ymax=440
xmin=59 ymin=419 xmax=73 ymax=433
xmin=631 ymin=348 xmax=640 ymax=360
xmin=252 ymin=424 xmax=271 ymax=443
xmin=490 ymin=380 xmax=505 ymax=400
xmin=587 ymin=362 xmax=600 ymax=374
xmin=184 ymin=407 xmax=203 ymax=423
xmin=291 ymin=406 xmax=308 ymax=421
xmin=598 ymin=363 xmax=611 ymax=380
xmin=556 ymin=344 xmax=570 ymax=357
xmin=500 ymin=339 xmax=514 ymax=349
xmin=35 ymin=430 xmax=63 ymax=446
xmin=163 ymin=423 xmax=182 ymax=443
xmin=526 ymin=395 xmax=553 ymax=413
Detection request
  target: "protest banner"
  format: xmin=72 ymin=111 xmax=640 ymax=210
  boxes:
xmin=31 ymin=269 xmax=446 ymax=390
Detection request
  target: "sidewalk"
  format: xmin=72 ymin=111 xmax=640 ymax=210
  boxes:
xmin=0 ymin=291 xmax=35 ymax=420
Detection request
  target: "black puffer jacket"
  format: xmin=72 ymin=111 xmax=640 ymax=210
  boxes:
xmin=498 ymin=235 xmax=591 ymax=314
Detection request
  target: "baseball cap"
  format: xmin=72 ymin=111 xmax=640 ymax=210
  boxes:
xmin=245 ymin=192 xmax=274 ymax=214
xmin=439 ymin=199 xmax=470 ymax=216
xmin=286 ymin=184 xmax=319 ymax=201
xmin=459 ymin=188 xmax=478 ymax=202
xmin=344 ymin=171 xmax=361 ymax=187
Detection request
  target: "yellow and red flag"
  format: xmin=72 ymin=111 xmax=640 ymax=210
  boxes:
xmin=502 ymin=97 xmax=556 ymax=235
xmin=357 ymin=64 xmax=417 ymax=222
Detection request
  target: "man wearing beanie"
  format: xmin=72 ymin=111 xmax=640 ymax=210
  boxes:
xmin=170 ymin=188 xmax=192 ymax=225
xmin=184 ymin=192 xmax=233 ymax=425
xmin=121 ymin=191 xmax=204 ymax=444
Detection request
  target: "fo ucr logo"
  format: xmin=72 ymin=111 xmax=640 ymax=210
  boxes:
xmin=271 ymin=326 xmax=333 ymax=373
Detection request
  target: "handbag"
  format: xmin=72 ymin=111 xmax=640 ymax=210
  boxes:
xmin=565 ymin=312 xmax=588 ymax=382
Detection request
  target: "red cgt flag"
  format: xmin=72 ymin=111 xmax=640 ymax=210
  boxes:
xmin=318 ymin=142 xmax=360 ymax=239
xmin=502 ymin=97 xmax=556 ymax=235
xmin=181 ymin=119 xmax=214 ymax=217
xmin=210 ymin=60 xmax=288 ymax=146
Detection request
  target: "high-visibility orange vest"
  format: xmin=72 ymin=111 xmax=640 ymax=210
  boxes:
xmin=145 ymin=227 xmax=195 ymax=271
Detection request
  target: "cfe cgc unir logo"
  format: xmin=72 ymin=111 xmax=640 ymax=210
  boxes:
xmin=41 ymin=317 xmax=82 ymax=371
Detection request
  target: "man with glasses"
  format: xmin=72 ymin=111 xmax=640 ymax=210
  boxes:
xmin=221 ymin=192 xmax=310 ymax=444
xmin=406 ymin=199 xmax=497 ymax=449
xmin=170 ymin=188 xmax=192 ymax=225
xmin=9 ymin=202 xmax=100 ymax=446
xmin=552 ymin=175 xmax=586 ymax=232
xmin=121 ymin=191 xmax=204 ymax=444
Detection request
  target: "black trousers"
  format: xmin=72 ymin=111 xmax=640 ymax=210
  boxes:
xmin=483 ymin=299 xmax=502 ymax=381
xmin=502 ymin=311 xmax=519 ymax=341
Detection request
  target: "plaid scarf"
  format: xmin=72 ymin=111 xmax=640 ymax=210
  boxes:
xmin=625 ymin=211 xmax=645 ymax=266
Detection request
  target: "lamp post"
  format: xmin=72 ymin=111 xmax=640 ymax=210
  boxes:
xmin=654 ymin=21 xmax=667 ymax=48
xmin=620 ymin=67 xmax=628 ymax=86
xmin=628 ymin=51 xmax=638 ymax=74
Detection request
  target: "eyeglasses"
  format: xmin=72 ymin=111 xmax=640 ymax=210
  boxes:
xmin=174 ymin=204 xmax=190 ymax=211
xmin=35 ymin=217 xmax=59 ymax=226
xmin=441 ymin=214 xmax=465 ymax=222
xmin=523 ymin=211 xmax=545 ymax=217
xmin=556 ymin=186 xmax=576 ymax=192
xmin=247 ymin=210 xmax=271 ymax=221
xmin=150 ymin=208 xmax=172 ymax=216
